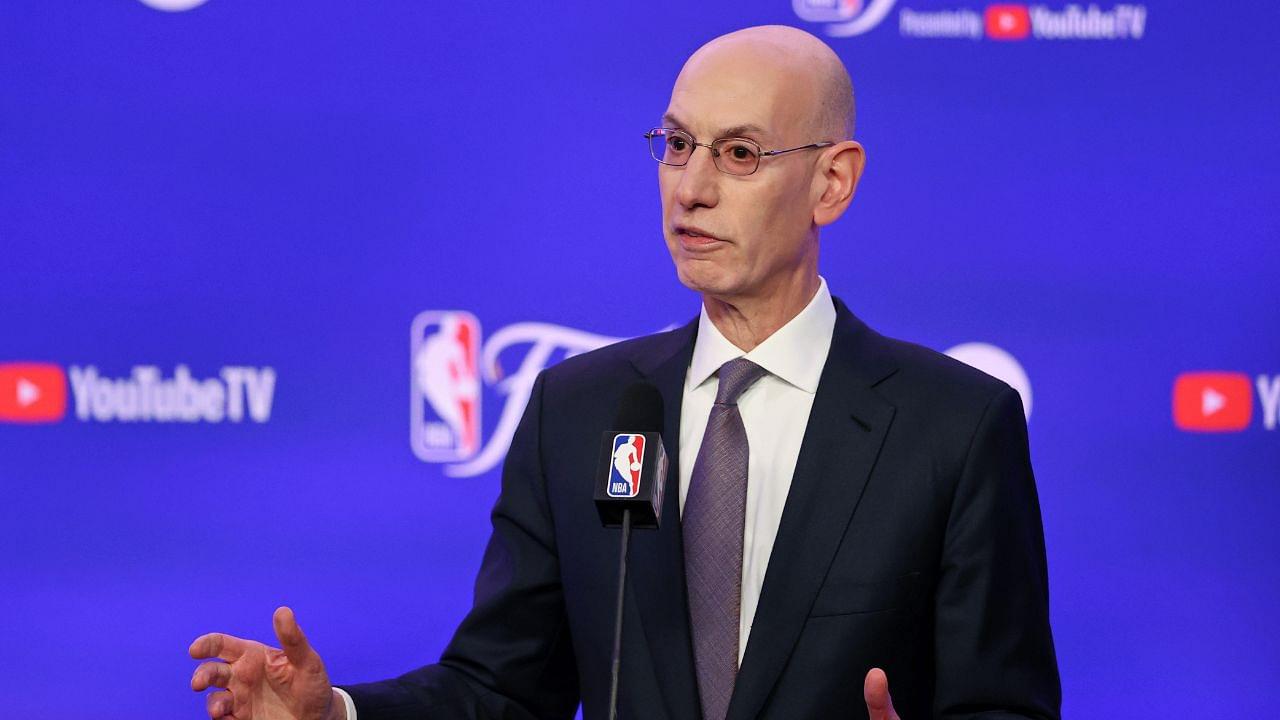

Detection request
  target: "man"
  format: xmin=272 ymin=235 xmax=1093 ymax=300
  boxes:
xmin=190 ymin=25 xmax=1060 ymax=720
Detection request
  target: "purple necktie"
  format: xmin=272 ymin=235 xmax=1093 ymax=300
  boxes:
xmin=683 ymin=357 xmax=769 ymax=720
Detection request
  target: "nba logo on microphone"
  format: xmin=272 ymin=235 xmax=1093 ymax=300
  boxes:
xmin=608 ymin=433 xmax=645 ymax=498
xmin=411 ymin=311 xmax=482 ymax=462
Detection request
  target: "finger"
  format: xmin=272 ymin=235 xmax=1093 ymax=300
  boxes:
xmin=189 ymin=632 xmax=248 ymax=662
xmin=273 ymin=606 xmax=317 ymax=669
xmin=205 ymin=689 xmax=234 ymax=718
xmin=190 ymin=661 xmax=233 ymax=691
xmin=863 ymin=667 xmax=900 ymax=720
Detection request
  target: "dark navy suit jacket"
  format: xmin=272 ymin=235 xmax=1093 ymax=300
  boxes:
xmin=344 ymin=298 xmax=1061 ymax=719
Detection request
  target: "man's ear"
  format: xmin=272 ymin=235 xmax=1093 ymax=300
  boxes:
xmin=813 ymin=140 xmax=866 ymax=227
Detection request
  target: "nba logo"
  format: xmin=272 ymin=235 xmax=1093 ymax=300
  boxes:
xmin=411 ymin=311 xmax=482 ymax=462
xmin=607 ymin=433 xmax=645 ymax=498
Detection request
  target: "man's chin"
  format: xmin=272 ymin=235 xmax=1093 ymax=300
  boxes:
xmin=675 ymin=266 xmax=744 ymax=300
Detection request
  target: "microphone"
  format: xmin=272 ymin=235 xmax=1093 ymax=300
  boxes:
xmin=594 ymin=382 xmax=667 ymax=720
xmin=594 ymin=382 xmax=668 ymax=529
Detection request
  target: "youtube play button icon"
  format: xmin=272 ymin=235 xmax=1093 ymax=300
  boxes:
xmin=985 ymin=5 xmax=1032 ymax=40
xmin=1173 ymin=372 xmax=1253 ymax=432
xmin=0 ymin=362 xmax=67 ymax=423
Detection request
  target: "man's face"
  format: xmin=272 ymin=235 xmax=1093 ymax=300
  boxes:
xmin=659 ymin=43 xmax=824 ymax=303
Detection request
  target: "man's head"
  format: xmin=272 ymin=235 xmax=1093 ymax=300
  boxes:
xmin=658 ymin=25 xmax=865 ymax=307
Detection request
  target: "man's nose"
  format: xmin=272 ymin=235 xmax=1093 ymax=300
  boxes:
xmin=673 ymin=145 xmax=721 ymax=209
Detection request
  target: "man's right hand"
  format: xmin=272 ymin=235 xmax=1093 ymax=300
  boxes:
xmin=189 ymin=606 xmax=345 ymax=720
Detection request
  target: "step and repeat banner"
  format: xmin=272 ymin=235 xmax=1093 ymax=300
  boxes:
xmin=1 ymin=1 xmax=1276 ymax=717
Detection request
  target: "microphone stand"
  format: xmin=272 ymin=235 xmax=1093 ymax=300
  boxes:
xmin=607 ymin=508 xmax=633 ymax=720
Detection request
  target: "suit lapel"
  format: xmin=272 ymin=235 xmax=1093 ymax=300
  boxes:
xmin=629 ymin=317 xmax=701 ymax=720
xmin=727 ymin=300 xmax=899 ymax=720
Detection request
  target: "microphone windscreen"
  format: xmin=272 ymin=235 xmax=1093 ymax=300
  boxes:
xmin=613 ymin=382 xmax=664 ymax=433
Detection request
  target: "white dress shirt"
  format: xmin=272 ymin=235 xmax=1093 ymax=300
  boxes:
xmin=337 ymin=278 xmax=836 ymax=717
xmin=678 ymin=277 xmax=836 ymax=664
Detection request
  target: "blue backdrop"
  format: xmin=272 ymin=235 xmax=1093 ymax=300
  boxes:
xmin=1 ymin=1 xmax=1277 ymax=717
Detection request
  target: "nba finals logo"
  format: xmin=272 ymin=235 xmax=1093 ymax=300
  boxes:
xmin=792 ymin=0 xmax=898 ymax=36
xmin=411 ymin=311 xmax=482 ymax=463
xmin=410 ymin=310 xmax=627 ymax=477
xmin=608 ymin=434 xmax=645 ymax=498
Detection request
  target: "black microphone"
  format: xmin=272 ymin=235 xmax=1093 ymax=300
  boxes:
xmin=594 ymin=382 xmax=668 ymax=529
xmin=593 ymin=382 xmax=667 ymax=720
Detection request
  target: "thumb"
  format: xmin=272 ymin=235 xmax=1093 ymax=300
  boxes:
xmin=272 ymin=606 xmax=317 ymax=668
xmin=863 ymin=667 xmax=900 ymax=720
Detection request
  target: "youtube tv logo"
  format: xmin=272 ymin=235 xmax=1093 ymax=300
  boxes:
xmin=0 ymin=362 xmax=67 ymax=423
xmin=1173 ymin=371 xmax=1280 ymax=433
xmin=1 ymin=361 xmax=277 ymax=426
xmin=986 ymin=5 xmax=1031 ymax=40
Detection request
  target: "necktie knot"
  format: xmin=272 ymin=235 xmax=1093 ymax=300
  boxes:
xmin=715 ymin=358 xmax=767 ymax=406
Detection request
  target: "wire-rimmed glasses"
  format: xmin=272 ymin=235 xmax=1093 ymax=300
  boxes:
xmin=644 ymin=127 xmax=834 ymax=176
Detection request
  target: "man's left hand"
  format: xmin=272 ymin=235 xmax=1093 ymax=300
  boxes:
xmin=864 ymin=668 xmax=901 ymax=720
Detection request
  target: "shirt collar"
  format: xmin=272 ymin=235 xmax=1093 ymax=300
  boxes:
xmin=686 ymin=277 xmax=836 ymax=395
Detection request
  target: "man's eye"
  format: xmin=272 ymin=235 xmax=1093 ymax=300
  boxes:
xmin=717 ymin=140 xmax=759 ymax=162
xmin=668 ymin=138 xmax=689 ymax=151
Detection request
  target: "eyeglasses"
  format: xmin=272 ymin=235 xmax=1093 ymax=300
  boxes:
xmin=644 ymin=127 xmax=834 ymax=176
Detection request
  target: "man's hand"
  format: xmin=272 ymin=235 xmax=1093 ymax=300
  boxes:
xmin=189 ymin=606 xmax=344 ymax=720
xmin=864 ymin=667 xmax=901 ymax=720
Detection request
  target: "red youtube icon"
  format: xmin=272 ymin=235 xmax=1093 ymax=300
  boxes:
xmin=1172 ymin=372 xmax=1252 ymax=432
xmin=986 ymin=5 xmax=1031 ymax=40
xmin=0 ymin=362 xmax=67 ymax=423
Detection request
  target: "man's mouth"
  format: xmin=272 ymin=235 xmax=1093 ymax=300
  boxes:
xmin=674 ymin=225 xmax=724 ymax=248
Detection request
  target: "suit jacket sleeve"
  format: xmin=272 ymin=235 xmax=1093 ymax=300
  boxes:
xmin=341 ymin=371 xmax=580 ymax=720
xmin=934 ymin=385 xmax=1061 ymax=720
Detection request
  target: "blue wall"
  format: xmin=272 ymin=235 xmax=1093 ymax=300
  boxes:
xmin=1 ymin=1 xmax=1277 ymax=717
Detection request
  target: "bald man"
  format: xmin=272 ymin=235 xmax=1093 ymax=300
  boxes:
xmin=190 ymin=26 xmax=1060 ymax=720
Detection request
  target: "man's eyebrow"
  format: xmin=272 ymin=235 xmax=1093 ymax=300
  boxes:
xmin=660 ymin=113 xmax=768 ymax=140
xmin=719 ymin=124 xmax=767 ymax=140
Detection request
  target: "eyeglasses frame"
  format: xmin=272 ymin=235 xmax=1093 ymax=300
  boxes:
xmin=643 ymin=127 xmax=836 ymax=176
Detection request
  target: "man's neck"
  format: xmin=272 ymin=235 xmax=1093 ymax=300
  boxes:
xmin=703 ymin=273 xmax=821 ymax=352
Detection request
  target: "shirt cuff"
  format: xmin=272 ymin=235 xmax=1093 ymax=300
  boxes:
xmin=333 ymin=687 xmax=358 ymax=720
